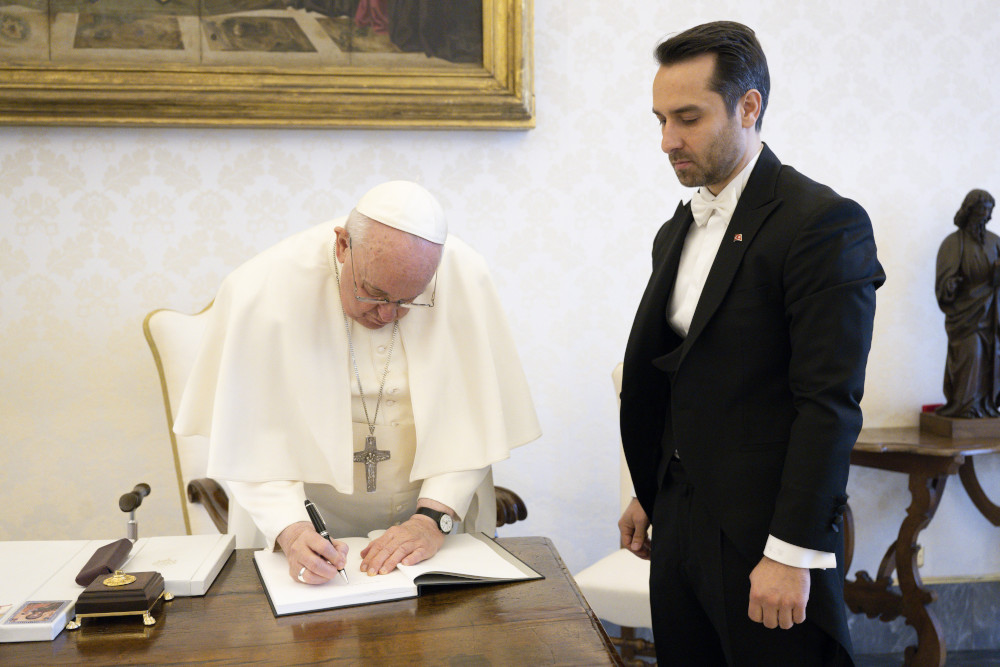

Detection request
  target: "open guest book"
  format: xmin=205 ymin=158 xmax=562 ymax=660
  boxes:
xmin=254 ymin=532 xmax=542 ymax=616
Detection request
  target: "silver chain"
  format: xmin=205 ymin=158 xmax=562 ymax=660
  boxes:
xmin=329 ymin=234 xmax=398 ymax=437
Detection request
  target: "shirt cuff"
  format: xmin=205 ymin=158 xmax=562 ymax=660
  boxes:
xmin=763 ymin=535 xmax=836 ymax=569
xmin=226 ymin=480 xmax=309 ymax=551
xmin=418 ymin=466 xmax=490 ymax=520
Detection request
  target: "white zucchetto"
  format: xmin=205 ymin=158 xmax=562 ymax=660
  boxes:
xmin=355 ymin=181 xmax=447 ymax=244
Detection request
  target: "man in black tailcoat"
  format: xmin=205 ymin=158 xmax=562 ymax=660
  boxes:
xmin=618 ymin=21 xmax=885 ymax=666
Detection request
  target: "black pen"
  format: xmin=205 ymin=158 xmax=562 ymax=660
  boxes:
xmin=304 ymin=499 xmax=349 ymax=583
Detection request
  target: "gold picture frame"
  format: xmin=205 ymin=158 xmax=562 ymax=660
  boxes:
xmin=0 ymin=0 xmax=533 ymax=129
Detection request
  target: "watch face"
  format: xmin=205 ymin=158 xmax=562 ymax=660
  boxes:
xmin=439 ymin=514 xmax=453 ymax=533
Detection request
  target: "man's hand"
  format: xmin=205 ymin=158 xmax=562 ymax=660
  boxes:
xmin=276 ymin=521 xmax=349 ymax=585
xmin=360 ymin=513 xmax=446 ymax=575
xmin=618 ymin=497 xmax=651 ymax=560
xmin=747 ymin=556 xmax=810 ymax=629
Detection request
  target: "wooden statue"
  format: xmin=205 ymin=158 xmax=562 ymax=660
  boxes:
xmin=935 ymin=189 xmax=999 ymax=417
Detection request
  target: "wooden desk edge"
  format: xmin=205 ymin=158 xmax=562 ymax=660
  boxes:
xmin=1 ymin=536 xmax=624 ymax=666
xmin=532 ymin=536 xmax=623 ymax=662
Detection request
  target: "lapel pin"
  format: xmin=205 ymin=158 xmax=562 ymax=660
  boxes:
xmin=733 ymin=233 xmax=743 ymax=242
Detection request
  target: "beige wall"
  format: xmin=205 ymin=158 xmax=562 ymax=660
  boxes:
xmin=3 ymin=0 xmax=1000 ymax=578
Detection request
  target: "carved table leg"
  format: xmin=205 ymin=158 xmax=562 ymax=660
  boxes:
xmin=844 ymin=502 xmax=855 ymax=574
xmin=845 ymin=451 xmax=962 ymax=667
xmin=894 ymin=471 xmax=948 ymax=667
xmin=959 ymin=456 xmax=1000 ymax=526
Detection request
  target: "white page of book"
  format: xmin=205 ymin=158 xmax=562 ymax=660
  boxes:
xmin=254 ymin=532 xmax=540 ymax=617
xmin=398 ymin=533 xmax=532 ymax=581
xmin=254 ymin=537 xmax=417 ymax=616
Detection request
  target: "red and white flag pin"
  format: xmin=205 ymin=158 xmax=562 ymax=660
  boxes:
xmin=733 ymin=233 xmax=743 ymax=242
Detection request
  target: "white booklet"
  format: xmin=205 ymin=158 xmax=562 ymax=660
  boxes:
xmin=253 ymin=532 xmax=542 ymax=617
xmin=125 ymin=534 xmax=235 ymax=597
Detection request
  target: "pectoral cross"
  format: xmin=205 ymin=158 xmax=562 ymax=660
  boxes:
xmin=353 ymin=435 xmax=390 ymax=492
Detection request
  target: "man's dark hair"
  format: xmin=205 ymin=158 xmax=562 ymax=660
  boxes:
xmin=655 ymin=21 xmax=770 ymax=132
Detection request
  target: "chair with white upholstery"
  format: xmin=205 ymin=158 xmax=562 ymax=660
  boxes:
xmin=144 ymin=304 xmax=529 ymax=549
xmin=574 ymin=362 xmax=655 ymax=665
xmin=144 ymin=303 xmax=265 ymax=548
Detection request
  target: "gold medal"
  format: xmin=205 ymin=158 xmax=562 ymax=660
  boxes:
xmin=102 ymin=570 xmax=136 ymax=587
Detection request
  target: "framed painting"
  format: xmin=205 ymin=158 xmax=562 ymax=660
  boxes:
xmin=0 ymin=0 xmax=533 ymax=128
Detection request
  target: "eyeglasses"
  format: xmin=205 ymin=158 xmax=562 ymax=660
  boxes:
xmin=349 ymin=239 xmax=436 ymax=308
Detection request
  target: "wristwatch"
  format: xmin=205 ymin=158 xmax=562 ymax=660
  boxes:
xmin=415 ymin=507 xmax=454 ymax=534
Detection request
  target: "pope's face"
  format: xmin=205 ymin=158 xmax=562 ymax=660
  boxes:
xmin=652 ymin=54 xmax=748 ymax=195
xmin=334 ymin=227 xmax=436 ymax=330
xmin=340 ymin=266 xmax=410 ymax=330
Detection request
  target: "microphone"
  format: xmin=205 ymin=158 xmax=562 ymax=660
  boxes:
xmin=119 ymin=483 xmax=151 ymax=512
xmin=119 ymin=483 xmax=151 ymax=541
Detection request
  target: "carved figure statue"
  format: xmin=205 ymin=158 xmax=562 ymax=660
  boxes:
xmin=935 ymin=189 xmax=999 ymax=417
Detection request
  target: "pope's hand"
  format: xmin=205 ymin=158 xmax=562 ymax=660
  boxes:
xmin=360 ymin=514 xmax=445 ymax=575
xmin=276 ymin=521 xmax=349 ymax=585
xmin=618 ymin=497 xmax=651 ymax=560
xmin=747 ymin=556 xmax=810 ymax=629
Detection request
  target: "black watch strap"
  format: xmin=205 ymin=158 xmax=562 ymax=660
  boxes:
xmin=415 ymin=507 xmax=453 ymax=534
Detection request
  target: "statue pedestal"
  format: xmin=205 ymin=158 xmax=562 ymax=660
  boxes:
xmin=920 ymin=411 xmax=1000 ymax=438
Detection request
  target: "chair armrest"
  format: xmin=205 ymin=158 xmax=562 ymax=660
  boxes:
xmin=494 ymin=485 xmax=528 ymax=527
xmin=186 ymin=478 xmax=230 ymax=534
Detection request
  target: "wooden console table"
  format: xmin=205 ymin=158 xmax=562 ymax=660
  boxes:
xmin=845 ymin=427 xmax=1000 ymax=667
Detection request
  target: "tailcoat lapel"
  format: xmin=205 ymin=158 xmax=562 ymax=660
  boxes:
xmin=621 ymin=200 xmax=691 ymax=511
xmin=651 ymin=201 xmax=695 ymax=318
xmin=627 ymin=200 xmax=693 ymax=362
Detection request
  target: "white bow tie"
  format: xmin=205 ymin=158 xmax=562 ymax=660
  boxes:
xmin=690 ymin=188 xmax=735 ymax=227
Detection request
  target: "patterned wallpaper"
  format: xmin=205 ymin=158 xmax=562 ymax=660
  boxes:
xmin=2 ymin=0 xmax=1000 ymax=579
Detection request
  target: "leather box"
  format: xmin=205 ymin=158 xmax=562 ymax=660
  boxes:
xmin=75 ymin=571 xmax=165 ymax=617
xmin=75 ymin=538 xmax=132 ymax=586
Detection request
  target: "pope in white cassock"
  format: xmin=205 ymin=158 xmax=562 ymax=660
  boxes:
xmin=173 ymin=181 xmax=541 ymax=584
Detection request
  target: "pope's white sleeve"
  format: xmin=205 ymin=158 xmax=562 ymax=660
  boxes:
xmin=418 ymin=466 xmax=490 ymax=520
xmin=227 ymin=480 xmax=310 ymax=551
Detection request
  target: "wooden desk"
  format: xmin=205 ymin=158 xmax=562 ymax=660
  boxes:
xmin=3 ymin=537 xmax=622 ymax=665
xmin=845 ymin=427 xmax=1000 ymax=667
